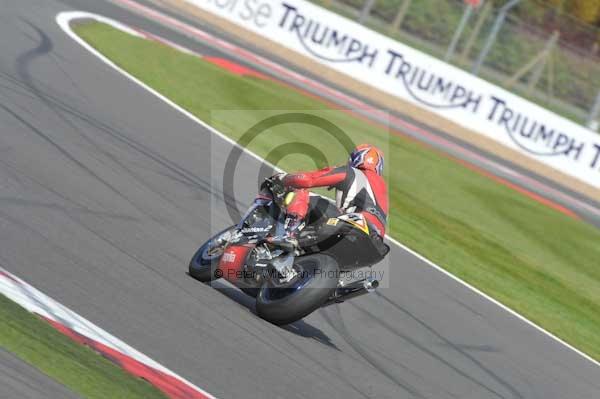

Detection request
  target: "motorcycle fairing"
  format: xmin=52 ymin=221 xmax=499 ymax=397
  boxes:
xmin=218 ymin=244 xmax=253 ymax=283
xmin=337 ymin=213 xmax=370 ymax=235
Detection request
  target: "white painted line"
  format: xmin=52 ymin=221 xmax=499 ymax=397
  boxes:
xmin=139 ymin=28 xmax=199 ymax=56
xmin=0 ymin=267 xmax=217 ymax=399
xmin=56 ymin=11 xmax=600 ymax=369
xmin=110 ymin=0 xmax=600 ymax=219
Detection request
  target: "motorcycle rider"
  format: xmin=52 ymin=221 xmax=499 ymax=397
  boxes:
xmin=262 ymin=144 xmax=388 ymax=253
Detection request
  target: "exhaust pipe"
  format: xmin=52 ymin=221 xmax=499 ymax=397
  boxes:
xmin=363 ymin=278 xmax=379 ymax=293
xmin=322 ymin=278 xmax=379 ymax=307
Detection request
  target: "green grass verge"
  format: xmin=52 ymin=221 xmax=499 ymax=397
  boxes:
xmin=73 ymin=21 xmax=600 ymax=361
xmin=0 ymin=294 xmax=167 ymax=399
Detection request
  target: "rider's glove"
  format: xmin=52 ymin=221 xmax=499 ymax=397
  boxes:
xmin=270 ymin=172 xmax=286 ymax=184
xmin=263 ymin=173 xmax=287 ymax=203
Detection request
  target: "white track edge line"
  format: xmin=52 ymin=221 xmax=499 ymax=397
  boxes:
xmin=113 ymin=0 xmax=600 ymax=219
xmin=0 ymin=266 xmax=217 ymax=399
xmin=56 ymin=10 xmax=600 ymax=369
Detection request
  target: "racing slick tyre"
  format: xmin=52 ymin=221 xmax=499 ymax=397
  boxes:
xmin=188 ymin=227 xmax=234 ymax=283
xmin=256 ymin=254 xmax=338 ymax=325
xmin=241 ymin=288 xmax=260 ymax=298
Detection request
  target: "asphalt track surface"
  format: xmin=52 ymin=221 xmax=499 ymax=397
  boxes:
xmin=0 ymin=0 xmax=599 ymax=398
xmin=113 ymin=0 xmax=600 ymax=228
xmin=0 ymin=348 xmax=81 ymax=399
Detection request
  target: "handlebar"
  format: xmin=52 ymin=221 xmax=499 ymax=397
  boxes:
xmin=262 ymin=175 xmax=287 ymax=206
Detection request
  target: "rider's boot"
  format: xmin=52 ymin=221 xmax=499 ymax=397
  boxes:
xmin=268 ymin=214 xmax=304 ymax=253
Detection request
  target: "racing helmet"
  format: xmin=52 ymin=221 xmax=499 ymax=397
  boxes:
xmin=349 ymin=144 xmax=384 ymax=175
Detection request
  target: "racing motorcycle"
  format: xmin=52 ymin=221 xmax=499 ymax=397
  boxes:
xmin=188 ymin=177 xmax=389 ymax=325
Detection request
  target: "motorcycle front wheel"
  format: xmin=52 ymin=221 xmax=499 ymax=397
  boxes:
xmin=188 ymin=227 xmax=235 ymax=282
xmin=256 ymin=254 xmax=338 ymax=325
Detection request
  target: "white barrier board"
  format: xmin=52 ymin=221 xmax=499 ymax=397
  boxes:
xmin=186 ymin=0 xmax=600 ymax=188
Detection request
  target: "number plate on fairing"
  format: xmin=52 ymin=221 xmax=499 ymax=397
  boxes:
xmin=337 ymin=213 xmax=369 ymax=234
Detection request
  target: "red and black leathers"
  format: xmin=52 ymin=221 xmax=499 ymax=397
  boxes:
xmin=282 ymin=165 xmax=388 ymax=237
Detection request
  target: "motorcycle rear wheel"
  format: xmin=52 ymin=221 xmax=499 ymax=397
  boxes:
xmin=256 ymin=254 xmax=338 ymax=325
